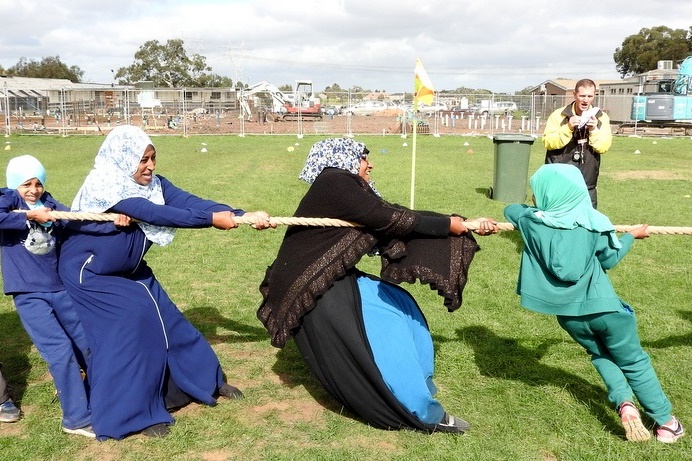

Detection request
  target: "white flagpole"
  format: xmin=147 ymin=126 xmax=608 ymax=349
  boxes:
xmin=410 ymin=97 xmax=418 ymax=209
xmin=411 ymin=58 xmax=434 ymax=209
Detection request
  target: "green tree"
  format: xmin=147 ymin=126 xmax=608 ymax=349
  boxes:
xmin=449 ymin=87 xmax=492 ymax=94
xmin=196 ymin=74 xmax=233 ymax=87
xmin=7 ymin=56 xmax=84 ymax=82
xmin=613 ymin=26 xmax=692 ymax=77
xmin=324 ymin=83 xmax=343 ymax=92
xmin=115 ymin=39 xmax=228 ymax=88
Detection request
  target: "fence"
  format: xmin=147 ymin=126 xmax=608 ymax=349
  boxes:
xmin=2 ymin=87 xmax=689 ymax=137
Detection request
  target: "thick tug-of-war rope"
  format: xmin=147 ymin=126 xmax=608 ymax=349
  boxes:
xmin=34 ymin=211 xmax=692 ymax=235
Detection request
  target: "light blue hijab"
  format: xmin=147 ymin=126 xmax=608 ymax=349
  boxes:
xmin=530 ymin=164 xmax=621 ymax=248
xmin=71 ymin=125 xmax=175 ymax=246
xmin=6 ymin=155 xmax=51 ymax=229
xmin=6 ymin=155 xmax=47 ymax=190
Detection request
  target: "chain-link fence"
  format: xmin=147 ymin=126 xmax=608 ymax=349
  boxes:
xmin=2 ymin=86 xmax=687 ymax=137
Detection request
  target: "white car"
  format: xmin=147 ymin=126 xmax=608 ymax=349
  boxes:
xmin=418 ymin=102 xmax=448 ymax=114
xmin=343 ymin=101 xmax=388 ymax=116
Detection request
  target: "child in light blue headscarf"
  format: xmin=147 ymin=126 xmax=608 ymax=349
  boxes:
xmin=0 ymin=155 xmax=95 ymax=437
xmin=504 ymin=163 xmax=684 ymax=444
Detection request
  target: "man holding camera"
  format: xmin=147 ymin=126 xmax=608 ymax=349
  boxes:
xmin=543 ymin=78 xmax=612 ymax=208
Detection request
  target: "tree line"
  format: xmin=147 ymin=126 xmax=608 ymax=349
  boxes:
xmin=2 ymin=26 xmax=692 ymax=93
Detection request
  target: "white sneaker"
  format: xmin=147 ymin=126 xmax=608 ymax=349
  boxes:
xmin=62 ymin=425 xmax=96 ymax=439
xmin=0 ymin=399 xmax=21 ymax=423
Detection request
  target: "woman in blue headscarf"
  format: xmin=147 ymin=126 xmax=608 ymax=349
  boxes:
xmin=58 ymin=125 xmax=273 ymax=440
xmin=504 ymin=163 xmax=684 ymax=444
xmin=258 ymin=138 xmax=497 ymax=434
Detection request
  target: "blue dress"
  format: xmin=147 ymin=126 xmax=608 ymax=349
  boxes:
xmin=58 ymin=176 xmax=243 ymax=440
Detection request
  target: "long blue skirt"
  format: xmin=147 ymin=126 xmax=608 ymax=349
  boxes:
xmin=358 ymin=276 xmax=444 ymax=424
xmin=61 ymin=263 xmax=223 ymax=440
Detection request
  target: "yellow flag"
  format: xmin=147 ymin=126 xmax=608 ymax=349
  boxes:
xmin=414 ymin=58 xmax=435 ymax=106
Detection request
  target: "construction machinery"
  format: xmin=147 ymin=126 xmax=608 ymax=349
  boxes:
xmin=238 ymin=80 xmax=322 ymax=121
xmin=632 ymin=56 xmax=692 ymax=122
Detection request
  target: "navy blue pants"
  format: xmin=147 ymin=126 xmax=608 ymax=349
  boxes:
xmin=14 ymin=290 xmax=91 ymax=429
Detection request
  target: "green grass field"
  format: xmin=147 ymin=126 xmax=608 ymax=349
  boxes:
xmin=0 ymin=132 xmax=690 ymax=460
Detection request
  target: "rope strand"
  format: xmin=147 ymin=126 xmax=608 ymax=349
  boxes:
xmin=37 ymin=211 xmax=692 ymax=235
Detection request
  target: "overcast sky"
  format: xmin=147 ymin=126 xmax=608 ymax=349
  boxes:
xmin=1 ymin=0 xmax=691 ymax=93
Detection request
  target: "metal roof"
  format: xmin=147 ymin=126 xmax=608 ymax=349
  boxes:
xmin=0 ymin=76 xmax=132 ymax=94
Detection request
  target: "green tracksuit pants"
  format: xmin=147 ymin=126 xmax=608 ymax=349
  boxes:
xmin=557 ymin=307 xmax=672 ymax=425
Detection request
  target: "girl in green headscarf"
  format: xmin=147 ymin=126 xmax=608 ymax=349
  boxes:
xmin=504 ymin=163 xmax=684 ymax=444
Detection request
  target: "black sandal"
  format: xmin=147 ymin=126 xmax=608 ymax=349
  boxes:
xmin=434 ymin=412 xmax=470 ymax=434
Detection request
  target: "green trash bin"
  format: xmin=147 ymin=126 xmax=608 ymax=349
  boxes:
xmin=490 ymin=134 xmax=535 ymax=203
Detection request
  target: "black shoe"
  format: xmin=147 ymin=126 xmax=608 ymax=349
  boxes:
xmin=434 ymin=412 xmax=470 ymax=434
xmin=218 ymin=383 xmax=244 ymax=400
xmin=142 ymin=423 xmax=170 ymax=438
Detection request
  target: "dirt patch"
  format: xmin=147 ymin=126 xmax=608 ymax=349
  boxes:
xmin=27 ymin=111 xmax=510 ymax=137
xmin=0 ymin=421 xmax=24 ymax=437
xmin=251 ymin=398 xmax=325 ymax=424
xmin=75 ymin=441 xmax=122 ymax=461
xmin=540 ymin=450 xmax=559 ymax=461
xmin=169 ymin=401 xmax=206 ymax=417
xmin=200 ymin=449 xmax=234 ymax=461
xmin=606 ymin=170 xmax=689 ymax=181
